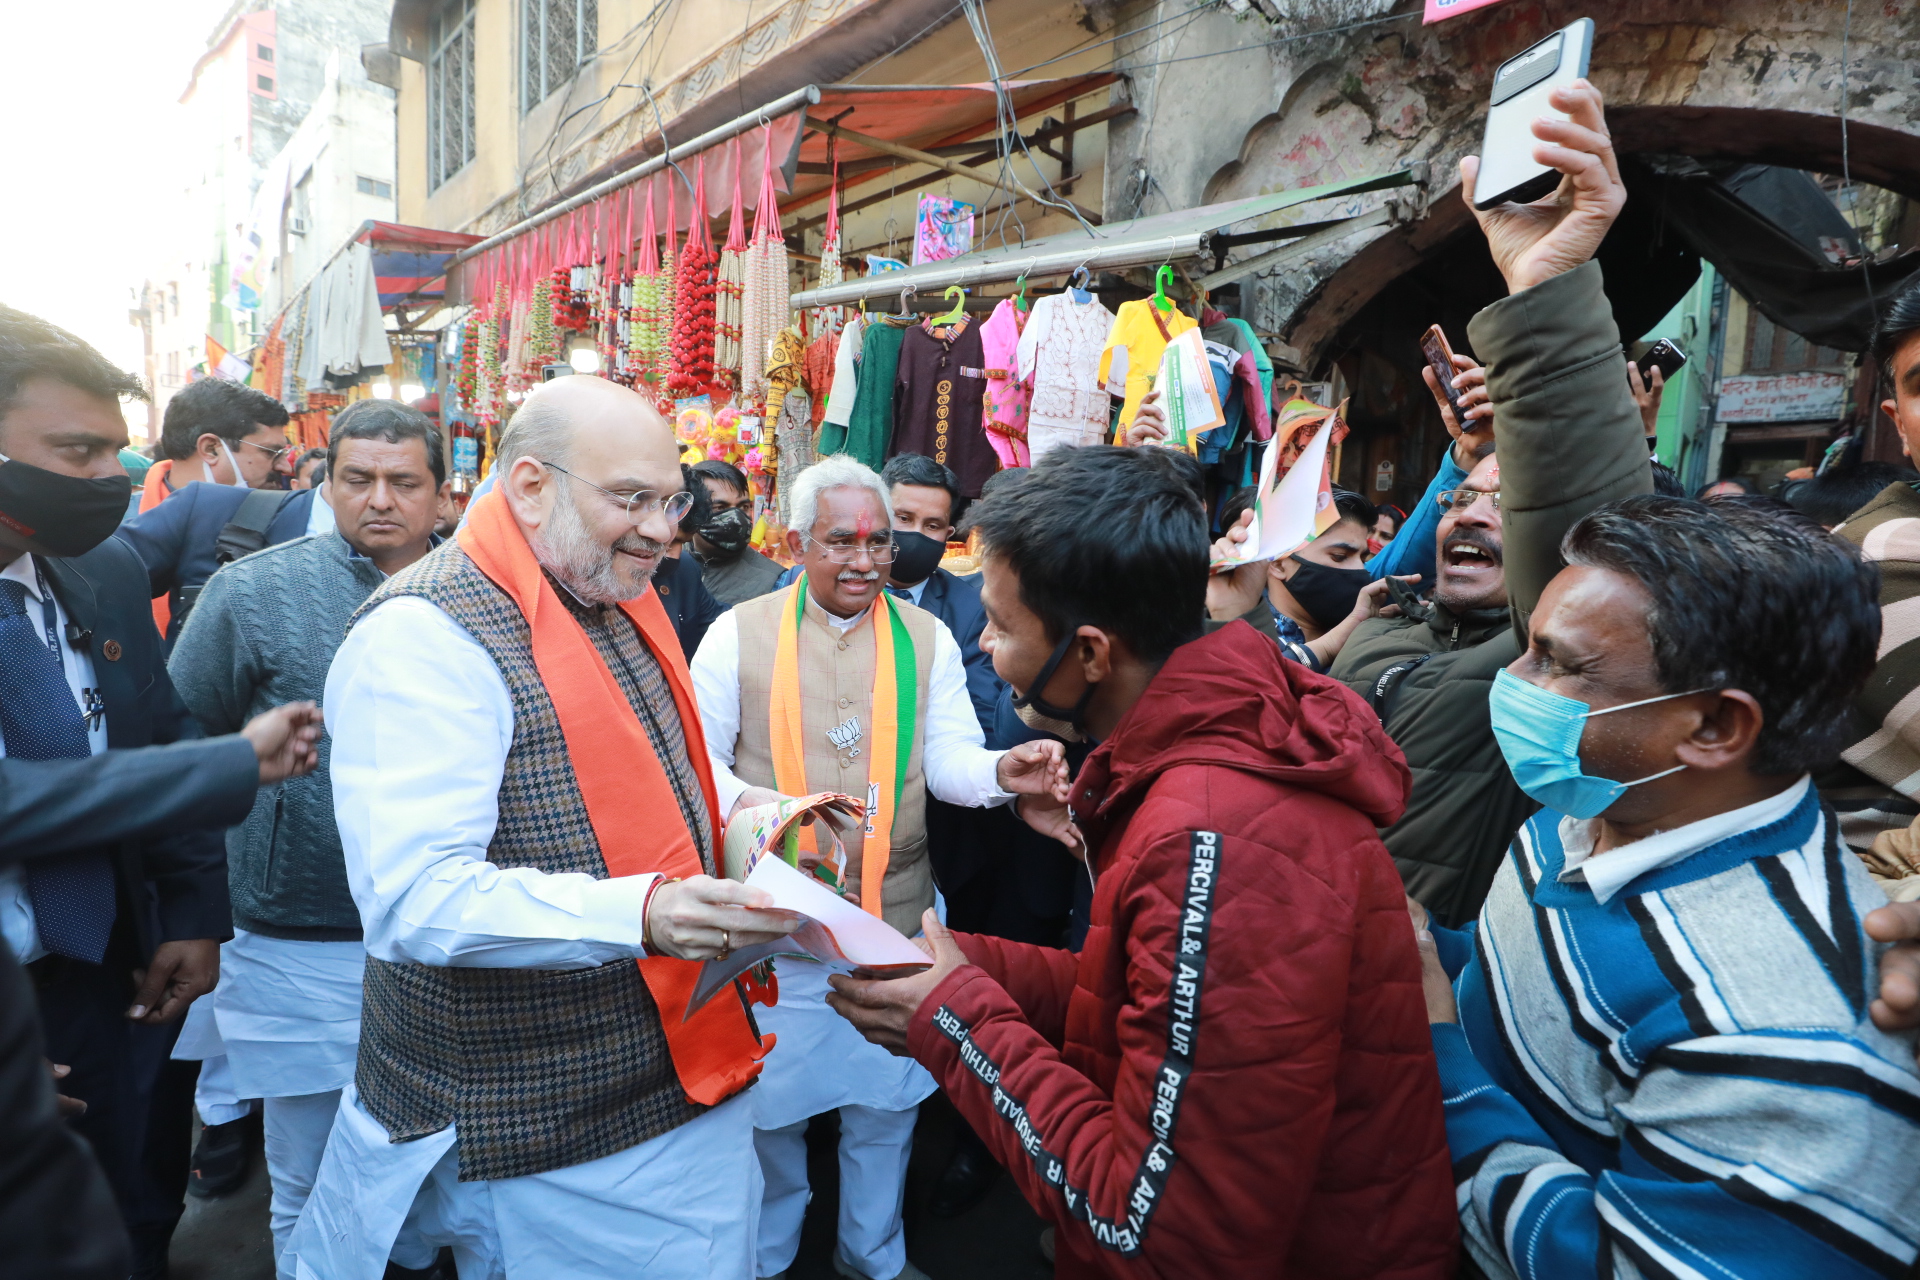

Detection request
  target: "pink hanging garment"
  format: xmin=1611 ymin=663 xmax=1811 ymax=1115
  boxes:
xmin=980 ymin=298 xmax=1031 ymax=468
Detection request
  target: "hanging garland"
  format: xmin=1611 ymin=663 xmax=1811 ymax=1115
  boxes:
xmin=526 ymin=273 xmax=560 ymax=374
xmin=629 ymin=185 xmax=670 ymax=392
xmin=455 ymin=312 xmax=481 ymax=413
xmin=665 ymin=158 xmax=718 ymax=397
xmin=714 ymin=140 xmax=748 ymax=386
xmin=813 ymin=145 xmax=844 ymax=334
xmin=739 ymin=127 xmax=791 ymax=403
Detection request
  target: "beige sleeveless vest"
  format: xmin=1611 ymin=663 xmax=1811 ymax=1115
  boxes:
xmin=732 ymin=588 xmax=938 ymax=935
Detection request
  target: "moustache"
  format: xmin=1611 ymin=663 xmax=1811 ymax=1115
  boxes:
xmin=836 ymin=568 xmax=881 ymax=583
xmin=615 ymin=532 xmax=667 ymax=558
xmin=1444 ymin=526 xmax=1504 ymax=565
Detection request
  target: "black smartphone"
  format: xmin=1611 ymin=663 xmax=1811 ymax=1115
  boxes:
xmin=1636 ymin=339 xmax=1688 ymax=381
xmin=1421 ymin=325 xmax=1468 ymax=425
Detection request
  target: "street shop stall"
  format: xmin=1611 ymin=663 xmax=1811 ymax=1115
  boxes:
xmin=423 ymin=72 xmax=1423 ymax=554
xmin=253 ymin=220 xmax=482 ymax=456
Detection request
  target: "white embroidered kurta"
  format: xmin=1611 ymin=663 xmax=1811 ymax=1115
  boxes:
xmin=1015 ymin=292 xmax=1115 ymax=459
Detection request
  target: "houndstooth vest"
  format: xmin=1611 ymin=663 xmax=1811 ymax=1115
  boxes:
xmin=350 ymin=540 xmax=717 ymax=1182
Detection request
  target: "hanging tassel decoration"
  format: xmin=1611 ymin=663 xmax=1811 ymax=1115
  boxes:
xmin=714 ymin=139 xmax=749 ymax=386
xmin=813 ymin=142 xmax=844 ymax=335
xmin=740 ymin=127 xmax=791 ymax=402
xmin=665 ymin=158 xmax=718 ymax=397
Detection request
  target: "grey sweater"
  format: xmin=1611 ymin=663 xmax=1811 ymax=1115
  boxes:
xmin=169 ymin=530 xmax=387 ymax=939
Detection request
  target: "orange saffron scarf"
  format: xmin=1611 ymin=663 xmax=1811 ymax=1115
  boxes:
xmin=768 ymin=577 xmax=915 ymax=919
xmin=141 ymin=460 xmax=173 ymax=637
xmin=457 ymin=489 xmax=768 ymax=1106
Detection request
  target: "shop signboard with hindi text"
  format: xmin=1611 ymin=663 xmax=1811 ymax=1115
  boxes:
xmin=1715 ymin=372 xmax=1849 ymax=424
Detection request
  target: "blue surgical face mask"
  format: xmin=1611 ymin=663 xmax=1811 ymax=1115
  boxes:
xmin=1489 ymin=668 xmax=1710 ymax=820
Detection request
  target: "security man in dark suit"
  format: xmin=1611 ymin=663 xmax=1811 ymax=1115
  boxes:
xmin=1 ymin=730 xmax=320 ymax=1280
xmin=0 ymin=304 xmax=323 ymax=1278
xmin=117 ymin=377 xmax=311 ymax=647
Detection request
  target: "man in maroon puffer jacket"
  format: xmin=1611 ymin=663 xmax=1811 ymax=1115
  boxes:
xmin=827 ymin=446 xmax=1455 ymax=1279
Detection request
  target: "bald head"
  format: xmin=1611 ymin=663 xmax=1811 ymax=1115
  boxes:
xmin=496 ymin=375 xmax=687 ymax=602
xmin=497 ymin=374 xmax=679 ymax=475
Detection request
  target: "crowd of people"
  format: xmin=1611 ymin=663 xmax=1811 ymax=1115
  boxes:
xmin=7 ymin=81 xmax=1920 ymax=1280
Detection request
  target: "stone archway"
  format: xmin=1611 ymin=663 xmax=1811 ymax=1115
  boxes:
xmin=1167 ymin=0 xmax=1920 ymax=365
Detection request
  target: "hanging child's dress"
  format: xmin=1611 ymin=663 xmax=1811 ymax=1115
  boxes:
xmin=979 ymin=298 xmax=1031 ymax=468
xmin=1098 ymin=298 xmax=1197 ymax=440
xmin=1016 ymin=291 xmax=1116 ymax=462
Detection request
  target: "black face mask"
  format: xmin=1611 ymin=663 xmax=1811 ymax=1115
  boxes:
xmin=697 ymin=507 xmax=752 ymax=556
xmin=0 ymin=454 xmax=131 ymax=559
xmin=889 ymin=529 xmax=946 ymax=587
xmin=1282 ymin=555 xmax=1370 ymax=631
xmin=1011 ymin=625 xmax=1099 ymax=743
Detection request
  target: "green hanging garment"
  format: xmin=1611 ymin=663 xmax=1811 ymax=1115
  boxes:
xmin=827 ymin=318 xmax=906 ymax=471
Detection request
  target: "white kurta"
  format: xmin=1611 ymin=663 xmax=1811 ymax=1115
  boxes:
xmin=287 ymin=591 xmax=753 ymax=1280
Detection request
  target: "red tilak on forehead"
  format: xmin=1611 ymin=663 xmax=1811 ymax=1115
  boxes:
xmin=855 ymin=510 xmax=873 ymax=538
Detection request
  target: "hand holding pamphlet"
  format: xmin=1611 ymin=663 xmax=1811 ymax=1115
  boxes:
xmin=1211 ymin=396 xmax=1347 ymax=570
xmin=687 ymin=793 xmax=930 ymax=1019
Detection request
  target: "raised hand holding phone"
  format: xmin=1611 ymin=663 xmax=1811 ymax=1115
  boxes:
xmin=1461 ymin=78 xmax=1626 ymax=294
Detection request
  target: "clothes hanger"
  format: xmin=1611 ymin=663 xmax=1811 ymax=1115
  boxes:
xmin=1069 ymin=265 xmax=1092 ymax=305
xmin=1013 ymin=272 xmax=1030 ymax=313
xmin=1151 ymin=264 xmax=1175 ymax=312
xmin=895 ymin=284 xmax=916 ymax=320
xmin=933 ymin=285 xmax=967 ymax=326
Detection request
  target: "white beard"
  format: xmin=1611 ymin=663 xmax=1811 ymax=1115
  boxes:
xmin=530 ymin=486 xmax=660 ymax=604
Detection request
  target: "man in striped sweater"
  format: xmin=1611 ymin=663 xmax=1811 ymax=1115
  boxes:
xmin=1413 ymin=493 xmax=1920 ymax=1279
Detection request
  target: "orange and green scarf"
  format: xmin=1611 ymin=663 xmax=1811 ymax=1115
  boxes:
xmin=769 ymin=576 xmax=915 ymax=919
xmin=458 ymin=488 xmax=768 ymax=1103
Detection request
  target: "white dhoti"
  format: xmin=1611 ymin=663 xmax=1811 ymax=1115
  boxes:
xmin=752 ymin=959 xmax=936 ymax=1280
xmin=211 ymin=930 xmax=434 ymax=1276
xmin=173 ymin=986 xmax=254 ymax=1125
xmin=286 ymin=1084 xmax=761 ymax=1280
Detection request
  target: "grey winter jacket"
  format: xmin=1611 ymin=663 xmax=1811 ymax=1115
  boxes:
xmin=1330 ymin=261 xmax=1651 ymax=927
xmin=168 ymin=530 xmax=388 ymax=939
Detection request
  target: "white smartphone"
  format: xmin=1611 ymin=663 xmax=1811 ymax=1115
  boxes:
xmin=1474 ymin=17 xmax=1595 ymax=210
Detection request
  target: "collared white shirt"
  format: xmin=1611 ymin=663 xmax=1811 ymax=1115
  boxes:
xmin=0 ymin=553 xmax=108 ymax=964
xmin=305 ymin=481 xmax=337 ymax=538
xmin=1557 ymin=774 xmax=1812 ymax=904
xmin=689 ymin=599 xmax=1011 ymax=818
xmin=325 ymin=595 xmax=659 ymax=970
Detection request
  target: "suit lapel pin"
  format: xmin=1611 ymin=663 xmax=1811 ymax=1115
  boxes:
xmin=102 ymin=639 xmax=122 ymax=661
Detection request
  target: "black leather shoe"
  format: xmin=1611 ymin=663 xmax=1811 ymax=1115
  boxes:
xmin=385 ymin=1249 xmax=457 ymax=1279
xmin=929 ymin=1145 xmax=1001 ymax=1219
xmin=187 ymin=1115 xmax=253 ymax=1199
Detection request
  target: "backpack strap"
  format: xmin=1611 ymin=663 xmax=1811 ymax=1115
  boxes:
xmin=214 ymin=488 xmax=294 ymax=566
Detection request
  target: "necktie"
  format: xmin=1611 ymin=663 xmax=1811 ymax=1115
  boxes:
xmin=887 ymin=588 xmax=911 ymax=601
xmin=0 ymin=578 xmax=116 ymax=963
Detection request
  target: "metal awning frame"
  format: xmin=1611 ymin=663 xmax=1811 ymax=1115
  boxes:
xmin=785 ymin=168 xmax=1426 ymax=310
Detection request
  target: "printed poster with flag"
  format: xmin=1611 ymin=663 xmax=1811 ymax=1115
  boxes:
xmin=1425 ymin=0 xmax=1513 ymax=22
xmin=1212 ymin=399 xmax=1343 ymax=570
xmin=1152 ymin=327 xmax=1227 ymax=454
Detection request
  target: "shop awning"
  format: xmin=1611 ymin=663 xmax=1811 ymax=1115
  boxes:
xmin=444 ymin=75 xmax=1122 ymax=302
xmin=785 ymin=169 xmax=1422 ymax=310
xmin=357 ymin=221 xmax=484 ymax=309
xmin=779 ymin=74 xmax=1120 ymax=216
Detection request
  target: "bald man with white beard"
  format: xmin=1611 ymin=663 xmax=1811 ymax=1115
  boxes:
xmin=287 ymin=376 xmax=797 ymax=1279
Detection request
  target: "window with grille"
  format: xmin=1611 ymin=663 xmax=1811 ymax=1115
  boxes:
xmin=428 ymin=0 xmax=476 ymax=192
xmin=522 ymin=0 xmax=597 ymax=114
xmin=1745 ymin=309 xmax=1847 ymax=373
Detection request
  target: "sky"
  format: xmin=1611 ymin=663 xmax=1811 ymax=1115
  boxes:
xmin=0 ymin=1 xmax=232 ymax=394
